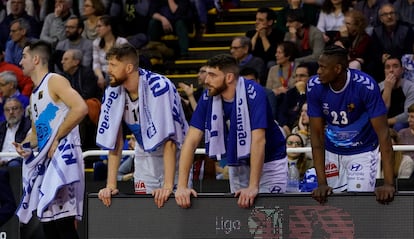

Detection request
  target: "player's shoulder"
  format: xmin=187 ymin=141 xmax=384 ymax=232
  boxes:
xmin=348 ymin=69 xmax=376 ymax=91
xmin=307 ymin=75 xmax=321 ymax=93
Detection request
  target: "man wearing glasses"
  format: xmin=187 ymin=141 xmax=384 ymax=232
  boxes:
xmin=0 ymin=97 xmax=31 ymax=167
xmin=367 ymin=3 xmax=414 ymax=81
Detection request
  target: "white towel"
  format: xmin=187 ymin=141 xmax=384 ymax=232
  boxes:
xmin=96 ymin=69 xmax=188 ymax=151
xmin=96 ymin=86 xmax=125 ymax=149
xmin=207 ymin=77 xmax=251 ymax=165
xmin=138 ymin=69 xmax=188 ymax=151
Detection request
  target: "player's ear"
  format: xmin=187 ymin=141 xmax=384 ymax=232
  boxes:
xmin=126 ymin=63 xmax=134 ymax=74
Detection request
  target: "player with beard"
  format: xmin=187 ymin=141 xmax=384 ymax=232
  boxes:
xmin=97 ymin=43 xmax=189 ymax=208
xmin=175 ymin=54 xmax=287 ymax=209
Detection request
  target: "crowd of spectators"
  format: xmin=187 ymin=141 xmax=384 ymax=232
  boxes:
xmin=0 ymin=0 xmax=414 ymax=183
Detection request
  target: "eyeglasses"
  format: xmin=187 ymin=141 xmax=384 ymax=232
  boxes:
xmin=230 ymin=46 xmax=244 ymax=50
xmin=295 ymin=74 xmax=309 ymax=78
xmin=380 ymin=12 xmax=396 ymax=17
xmin=4 ymin=106 xmax=21 ymax=112
xmin=287 ymin=141 xmax=302 ymax=146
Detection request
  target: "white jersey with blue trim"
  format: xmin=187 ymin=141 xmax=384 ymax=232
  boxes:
xmin=31 ymin=73 xmax=80 ymax=150
xmin=307 ymin=69 xmax=387 ymax=155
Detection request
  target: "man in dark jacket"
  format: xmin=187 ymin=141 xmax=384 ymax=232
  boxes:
xmin=0 ymin=97 xmax=31 ymax=167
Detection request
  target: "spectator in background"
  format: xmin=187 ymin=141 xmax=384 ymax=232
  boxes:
xmin=93 ymin=15 xmax=128 ymax=89
xmin=246 ymin=7 xmax=284 ymax=69
xmin=192 ymin=0 xmax=222 ymax=39
xmin=0 ymin=71 xmax=29 ymax=122
xmin=55 ymin=16 xmax=93 ymax=70
xmin=61 ymin=48 xmax=100 ymax=151
xmin=379 ymin=56 xmax=414 ymax=130
xmin=354 ymin=0 xmax=387 ymax=35
xmin=291 ymin=102 xmax=311 ymax=150
xmin=39 ymin=0 xmax=80 ymax=21
xmin=0 ymin=97 xmax=31 ymax=167
xmin=82 ymin=0 xmax=106 ymax=41
xmin=109 ymin=0 xmax=150 ymax=37
xmin=316 ymin=0 xmax=351 ymax=45
xmin=0 ymin=0 xmax=40 ymax=46
xmin=334 ymin=9 xmax=371 ymax=70
xmin=5 ymin=18 xmax=35 ymax=67
xmin=393 ymin=0 xmax=414 ymax=27
xmin=286 ymin=133 xmax=313 ymax=179
xmin=284 ymin=10 xmax=325 ymax=64
xmin=230 ymin=36 xmax=266 ymax=86
xmin=0 ymin=169 xmax=16 ymax=227
xmin=398 ymin=103 xmax=414 ymax=160
xmin=240 ymin=67 xmax=278 ymax=121
xmin=278 ymin=63 xmax=316 ymax=135
xmin=0 ymin=44 xmax=32 ymax=96
xmin=40 ymin=0 xmax=75 ymax=47
xmin=388 ymin=128 xmax=414 ymax=179
xmin=367 ymin=3 xmax=414 ymax=82
xmin=178 ymin=65 xmax=208 ymax=111
xmin=275 ymin=0 xmax=320 ymax=33
xmin=266 ymin=41 xmax=299 ymax=98
xmin=147 ymin=0 xmax=192 ymax=57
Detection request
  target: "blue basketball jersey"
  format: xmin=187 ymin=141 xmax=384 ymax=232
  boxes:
xmin=307 ymin=69 xmax=387 ymax=155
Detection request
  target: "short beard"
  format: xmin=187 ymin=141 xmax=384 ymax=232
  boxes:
xmin=207 ymin=82 xmax=227 ymax=96
xmin=108 ymin=76 xmax=126 ymax=87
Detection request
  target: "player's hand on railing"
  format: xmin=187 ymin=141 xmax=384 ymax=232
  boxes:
xmin=375 ymin=184 xmax=395 ymax=205
xmin=235 ymin=186 xmax=258 ymax=208
xmin=312 ymin=184 xmax=333 ymax=204
xmin=152 ymin=187 xmax=173 ymax=208
xmin=175 ymin=187 xmax=198 ymax=209
xmin=98 ymin=187 xmax=119 ymax=207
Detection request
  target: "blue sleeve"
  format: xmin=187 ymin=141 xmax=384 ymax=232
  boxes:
xmin=306 ymin=76 xmax=323 ymax=118
xmin=248 ymin=82 xmax=269 ymax=130
xmin=189 ymin=90 xmax=208 ymax=131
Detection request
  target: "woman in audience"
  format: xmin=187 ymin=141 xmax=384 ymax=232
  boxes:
xmin=82 ymin=0 xmax=106 ymax=41
xmin=334 ymin=9 xmax=371 ymax=70
xmin=317 ymin=0 xmax=352 ymax=45
xmin=291 ymin=102 xmax=311 ymax=152
xmin=266 ymin=41 xmax=299 ymax=97
xmin=286 ymin=133 xmax=313 ymax=179
xmin=92 ymin=15 xmax=128 ymax=89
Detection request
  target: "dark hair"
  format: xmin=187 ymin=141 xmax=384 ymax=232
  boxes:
xmin=286 ymin=9 xmax=305 ymax=24
xmin=206 ymin=54 xmax=239 ymax=76
xmin=408 ymin=103 xmax=414 ymax=113
xmin=106 ymin=43 xmax=139 ymax=69
xmin=278 ymin=41 xmax=299 ymax=62
xmin=98 ymin=15 xmax=119 ymax=49
xmin=384 ymin=55 xmax=402 ymax=66
xmin=257 ymin=7 xmax=276 ymax=22
xmin=240 ymin=67 xmax=258 ymax=79
xmin=68 ymin=15 xmax=84 ymax=30
xmin=297 ymin=62 xmax=317 ymax=76
xmin=322 ymin=45 xmax=349 ymax=68
xmin=321 ymin=0 xmax=352 ymax=14
xmin=89 ymin=0 xmax=106 ymax=16
xmin=25 ymin=40 xmax=52 ymax=64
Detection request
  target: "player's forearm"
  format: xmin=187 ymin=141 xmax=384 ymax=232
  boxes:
xmin=163 ymin=140 xmax=177 ymax=190
xmin=249 ymin=130 xmax=266 ymax=189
